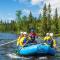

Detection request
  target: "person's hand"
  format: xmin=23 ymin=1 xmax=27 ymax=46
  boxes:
xmin=28 ymin=36 xmax=31 ymax=40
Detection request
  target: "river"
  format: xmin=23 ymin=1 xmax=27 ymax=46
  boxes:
xmin=0 ymin=33 xmax=60 ymax=60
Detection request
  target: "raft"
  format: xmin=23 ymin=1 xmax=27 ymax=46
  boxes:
xmin=17 ymin=44 xmax=56 ymax=56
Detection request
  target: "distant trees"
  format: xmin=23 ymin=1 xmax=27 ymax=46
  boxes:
xmin=54 ymin=8 xmax=59 ymax=34
xmin=47 ymin=3 xmax=51 ymax=32
xmin=16 ymin=10 xmax=22 ymax=33
xmin=0 ymin=3 xmax=60 ymax=36
xmin=16 ymin=10 xmax=21 ymax=21
xmin=41 ymin=4 xmax=47 ymax=35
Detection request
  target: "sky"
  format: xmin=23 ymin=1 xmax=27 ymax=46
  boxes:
xmin=0 ymin=0 xmax=60 ymax=22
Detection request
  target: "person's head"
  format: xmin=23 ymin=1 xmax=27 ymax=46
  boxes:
xmin=20 ymin=32 xmax=23 ymax=34
xmin=20 ymin=32 xmax=24 ymax=37
xmin=46 ymin=33 xmax=50 ymax=36
xmin=23 ymin=32 xmax=27 ymax=37
xmin=30 ymin=29 xmax=35 ymax=33
xmin=50 ymin=33 xmax=53 ymax=38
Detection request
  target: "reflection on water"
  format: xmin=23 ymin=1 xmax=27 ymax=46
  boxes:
xmin=0 ymin=33 xmax=60 ymax=60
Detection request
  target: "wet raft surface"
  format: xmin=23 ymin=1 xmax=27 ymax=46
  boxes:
xmin=0 ymin=33 xmax=60 ymax=60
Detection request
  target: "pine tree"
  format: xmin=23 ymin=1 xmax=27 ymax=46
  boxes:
xmin=28 ymin=11 xmax=34 ymax=32
xmin=54 ymin=8 xmax=59 ymax=34
xmin=47 ymin=3 xmax=51 ymax=32
xmin=28 ymin=11 xmax=33 ymax=23
xmin=16 ymin=10 xmax=22 ymax=33
xmin=41 ymin=4 xmax=47 ymax=35
xmin=16 ymin=10 xmax=21 ymax=21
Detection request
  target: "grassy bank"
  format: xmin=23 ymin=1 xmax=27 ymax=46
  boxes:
xmin=54 ymin=34 xmax=60 ymax=37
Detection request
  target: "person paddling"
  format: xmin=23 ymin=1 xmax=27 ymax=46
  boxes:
xmin=49 ymin=33 xmax=56 ymax=48
xmin=17 ymin=32 xmax=24 ymax=46
xmin=28 ymin=29 xmax=37 ymax=43
xmin=17 ymin=32 xmax=28 ymax=47
xmin=44 ymin=33 xmax=56 ymax=48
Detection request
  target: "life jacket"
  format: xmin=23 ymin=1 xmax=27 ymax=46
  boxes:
xmin=48 ymin=39 xmax=56 ymax=48
xmin=44 ymin=36 xmax=56 ymax=48
xmin=17 ymin=34 xmax=24 ymax=46
xmin=44 ymin=36 xmax=53 ymax=46
xmin=20 ymin=37 xmax=27 ymax=46
xmin=17 ymin=36 xmax=27 ymax=47
xmin=29 ymin=32 xmax=36 ymax=38
xmin=44 ymin=36 xmax=51 ymax=41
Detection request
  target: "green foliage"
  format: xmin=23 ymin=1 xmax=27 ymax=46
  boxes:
xmin=47 ymin=3 xmax=51 ymax=32
xmin=54 ymin=8 xmax=59 ymax=34
xmin=41 ymin=4 xmax=47 ymax=35
xmin=0 ymin=3 xmax=60 ymax=36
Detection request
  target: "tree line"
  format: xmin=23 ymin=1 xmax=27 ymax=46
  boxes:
xmin=0 ymin=3 xmax=60 ymax=36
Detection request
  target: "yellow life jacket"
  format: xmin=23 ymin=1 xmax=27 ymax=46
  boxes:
xmin=17 ymin=36 xmax=27 ymax=46
xmin=44 ymin=36 xmax=56 ymax=48
xmin=20 ymin=37 xmax=26 ymax=47
xmin=44 ymin=36 xmax=51 ymax=41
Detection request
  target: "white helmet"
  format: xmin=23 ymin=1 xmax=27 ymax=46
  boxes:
xmin=50 ymin=33 xmax=53 ymax=37
xmin=20 ymin=32 xmax=23 ymax=34
xmin=46 ymin=33 xmax=50 ymax=36
xmin=23 ymin=32 xmax=27 ymax=35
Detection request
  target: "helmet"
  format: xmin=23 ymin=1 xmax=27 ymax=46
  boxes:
xmin=46 ymin=33 xmax=50 ymax=36
xmin=20 ymin=32 xmax=23 ymax=34
xmin=50 ymin=33 xmax=53 ymax=37
xmin=23 ymin=32 xmax=27 ymax=35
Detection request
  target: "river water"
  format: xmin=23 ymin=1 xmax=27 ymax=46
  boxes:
xmin=0 ymin=33 xmax=60 ymax=60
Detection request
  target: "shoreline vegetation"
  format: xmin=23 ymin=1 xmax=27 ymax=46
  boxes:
xmin=0 ymin=3 xmax=60 ymax=37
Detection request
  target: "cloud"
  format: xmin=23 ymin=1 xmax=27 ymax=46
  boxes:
xmin=0 ymin=13 xmax=15 ymax=22
xmin=13 ymin=0 xmax=60 ymax=16
xmin=31 ymin=0 xmax=40 ymax=5
xmin=44 ymin=0 xmax=60 ymax=16
xmin=31 ymin=0 xmax=60 ymax=16
xmin=31 ymin=0 xmax=44 ymax=5
xmin=39 ymin=9 xmax=43 ymax=15
xmin=37 ymin=0 xmax=60 ymax=16
xmin=22 ymin=9 xmax=30 ymax=16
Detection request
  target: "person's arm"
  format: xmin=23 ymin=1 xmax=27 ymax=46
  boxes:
xmin=28 ymin=36 xmax=31 ymax=40
xmin=23 ymin=40 xmax=29 ymax=47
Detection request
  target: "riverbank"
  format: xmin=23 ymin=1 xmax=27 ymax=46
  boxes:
xmin=54 ymin=34 xmax=60 ymax=37
xmin=0 ymin=32 xmax=60 ymax=37
xmin=38 ymin=33 xmax=60 ymax=37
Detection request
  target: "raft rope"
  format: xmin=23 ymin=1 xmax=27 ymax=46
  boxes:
xmin=0 ymin=40 xmax=16 ymax=47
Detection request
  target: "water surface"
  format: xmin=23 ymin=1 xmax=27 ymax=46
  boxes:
xmin=0 ymin=33 xmax=60 ymax=60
